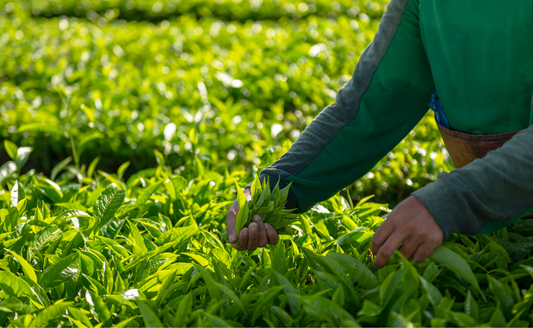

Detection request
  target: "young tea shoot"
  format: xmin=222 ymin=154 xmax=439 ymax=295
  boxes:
xmin=222 ymin=176 xmax=297 ymax=243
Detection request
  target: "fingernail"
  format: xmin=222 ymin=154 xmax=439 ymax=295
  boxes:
xmin=229 ymin=233 xmax=236 ymax=243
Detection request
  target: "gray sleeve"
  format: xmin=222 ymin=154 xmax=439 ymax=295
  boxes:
xmin=412 ymin=119 xmax=533 ymax=240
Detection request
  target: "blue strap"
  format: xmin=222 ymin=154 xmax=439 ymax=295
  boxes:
xmin=428 ymin=91 xmax=450 ymax=129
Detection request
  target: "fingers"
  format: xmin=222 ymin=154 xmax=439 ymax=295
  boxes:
xmin=253 ymin=215 xmax=268 ymax=247
xmin=226 ymin=198 xmax=239 ymax=244
xmin=413 ymin=241 xmax=439 ymax=263
xmin=227 ymin=186 xmax=277 ymax=252
xmin=265 ymin=223 xmax=279 ymax=245
xmin=247 ymin=222 xmax=259 ymax=251
xmin=231 ymin=215 xmax=273 ymax=252
xmin=244 ymin=188 xmax=252 ymax=201
xmin=398 ymin=238 xmax=422 ymax=260
xmin=233 ymin=227 xmax=249 ymax=251
xmin=373 ymin=229 xmax=408 ymax=269
xmin=227 ymin=189 xmax=252 ymax=247
xmin=371 ymin=218 xmax=394 ymax=256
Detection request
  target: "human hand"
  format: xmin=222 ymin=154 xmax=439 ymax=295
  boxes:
xmin=226 ymin=188 xmax=279 ymax=251
xmin=371 ymin=196 xmax=443 ymax=268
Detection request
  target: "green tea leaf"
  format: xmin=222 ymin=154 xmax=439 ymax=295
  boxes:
xmin=270 ymin=240 xmax=287 ymax=273
xmin=205 ymin=313 xmax=232 ymax=327
xmin=29 ymin=301 xmax=74 ymax=328
xmin=357 ymin=300 xmax=382 ymax=317
xmin=326 ymin=252 xmax=380 ymax=289
xmin=272 ymin=271 xmax=300 ymax=314
xmin=174 ymin=293 xmax=193 ymax=327
xmin=117 ymin=161 xmax=131 ymax=180
xmin=165 ymin=176 xmax=187 ymax=199
xmin=4 ymin=140 xmax=18 ymax=162
xmin=30 ymin=226 xmax=62 ymax=251
xmin=10 ymin=181 xmax=19 ymax=208
xmin=235 ymin=183 xmax=249 ymax=239
xmin=15 ymin=147 xmax=32 ymax=170
xmin=464 ymin=290 xmax=479 ymax=322
xmin=489 ymin=303 xmax=506 ymax=327
xmin=429 ymin=245 xmax=481 ymax=293
xmin=85 ymin=291 xmax=110 ymax=325
xmin=136 ymin=300 xmax=163 ymax=328
xmin=196 ymin=265 xmax=222 ymax=300
xmin=68 ymin=307 xmax=94 ymax=328
xmin=40 ymin=253 xmax=79 ymax=288
xmin=294 ymin=294 xmax=357 ymax=326
xmin=419 ymin=276 xmax=442 ymax=308
xmin=77 ymin=132 xmax=104 ymax=159
xmin=422 ymin=262 xmax=440 ymax=283
xmin=128 ymin=220 xmax=148 ymax=253
xmin=270 ymin=306 xmax=293 ymax=327
xmin=214 ymin=283 xmax=245 ymax=314
xmin=155 ymin=225 xmax=197 ymax=245
xmin=134 ymin=181 xmax=162 ymax=206
xmin=252 ymin=286 xmax=284 ymax=324
xmin=380 ymin=267 xmax=407 ymax=307
xmin=0 ymin=161 xmax=17 ymax=185
xmin=8 ymin=250 xmax=37 ymax=283
xmin=488 ymin=276 xmax=515 ymax=320
xmin=332 ymin=285 xmax=345 ymax=307
xmin=94 ymin=183 xmax=125 ymax=225
xmin=87 ymin=157 xmax=100 ymax=180
xmin=50 ymin=157 xmax=72 ymax=181
xmin=0 ymin=271 xmax=34 ymax=298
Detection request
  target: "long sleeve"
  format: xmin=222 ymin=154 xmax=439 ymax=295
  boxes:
xmin=413 ymin=96 xmax=533 ymax=240
xmin=258 ymin=0 xmax=435 ymax=212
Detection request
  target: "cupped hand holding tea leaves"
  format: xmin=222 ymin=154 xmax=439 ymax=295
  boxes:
xmin=225 ymin=176 xmax=297 ymax=251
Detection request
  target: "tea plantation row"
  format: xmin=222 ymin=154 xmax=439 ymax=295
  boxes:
xmin=4 ymin=0 xmax=386 ymax=22
xmin=2 ymin=143 xmax=533 ymax=327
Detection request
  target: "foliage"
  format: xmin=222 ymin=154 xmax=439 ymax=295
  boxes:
xmin=1 ymin=143 xmax=533 ymax=327
xmin=4 ymin=0 xmax=387 ymax=22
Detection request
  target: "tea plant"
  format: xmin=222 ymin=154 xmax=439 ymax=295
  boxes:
xmin=6 ymin=0 xmax=387 ymax=22
xmin=1 ymin=142 xmax=533 ymax=327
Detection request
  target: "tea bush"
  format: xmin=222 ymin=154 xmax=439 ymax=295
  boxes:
xmin=1 ymin=143 xmax=533 ymax=327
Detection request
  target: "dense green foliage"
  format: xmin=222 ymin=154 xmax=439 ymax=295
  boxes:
xmin=2 ymin=142 xmax=533 ymax=327
xmin=4 ymin=0 xmax=533 ymax=327
xmin=6 ymin=0 xmax=386 ymax=22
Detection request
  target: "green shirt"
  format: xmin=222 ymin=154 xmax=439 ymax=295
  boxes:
xmin=259 ymin=0 xmax=533 ymax=240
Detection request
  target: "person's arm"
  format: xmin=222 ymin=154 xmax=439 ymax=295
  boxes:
xmin=412 ymin=106 xmax=533 ymax=240
xmin=227 ymin=0 xmax=438 ymax=253
xmin=259 ymin=0 xmax=435 ymax=212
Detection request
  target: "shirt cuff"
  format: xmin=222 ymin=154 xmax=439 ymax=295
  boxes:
xmin=411 ymin=183 xmax=454 ymax=240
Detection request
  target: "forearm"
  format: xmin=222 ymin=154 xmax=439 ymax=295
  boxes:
xmin=413 ymin=124 xmax=533 ymax=240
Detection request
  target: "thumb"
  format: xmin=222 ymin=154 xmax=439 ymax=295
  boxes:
xmin=226 ymin=198 xmax=239 ymax=243
xmin=244 ymin=187 xmax=252 ymax=201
